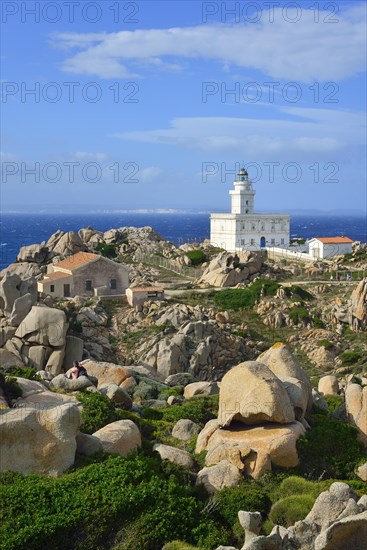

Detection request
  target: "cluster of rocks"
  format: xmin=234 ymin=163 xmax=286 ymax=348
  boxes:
xmin=198 ymin=251 xmax=265 ymax=288
xmin=194 ymin=344 xmax=312 ymax=488
xmin=1 ymin=226 xmax=181 ymax=281
xmin=332 ymin=277 xmax=367 ymax=332
xmin=115 ymin=301 xmax=264 ymax=381
xmin=0 ymin=273 xmax=84 ymax=374
xmin=215 ymin=482 xmax=367 ymax=550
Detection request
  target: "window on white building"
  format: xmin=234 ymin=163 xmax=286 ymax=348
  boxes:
xmin=252 ymin=224 xmax=256 ymax=230
xmin=246 ymin=200 xmax=249 ymax=205
xmin=241 ymin=239 xmax=245 ymax=245
xmin=281 ymin=238 xmax=284 ymax=245
xmin=50 ymin=285 xmax=55 ymax=293
xmin=250 ymin=239 xmax=255 ymax=245
xmin=261 ymin=224 xmax=265 ymax=230
xmin=271 ymin=239 xmax=275 ymax=245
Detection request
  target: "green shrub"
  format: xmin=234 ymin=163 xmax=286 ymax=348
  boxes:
xmin=213 ymin=280 xmax=279 ymax=311
xmin=95 ymin=243 xmax=118 ymax=258
xmin=316 ymin=339 xmax=334 ymax=351
xmin=77 ymin=391 xmax=118 ymax=434
xmin=340 ymin=350 xmax=363 ymax=365
xmin=0 ymin=374 xmax=22 ymax=405
xmin=274 ymin=476 xmax=322 ymax=499
xmin=297 ymin=413 xmax=366 ymax=479
xmin=0 ymin=454 xmax=203 ymax=550
xmin=160 ymin=395 xmax=219 ymax=425
xmin=312 ymin=316 xmax=326 ymax=329
xmin=162 ymin=542 xmax=201 ymax=550
xmin=191 ymin=520 xmax=230 ymax=549
xmin=186 ymin=250 xmax=207 ymax=266
xmin=289 ymin=307 xmax=310 ymax=325
xmin=324 ymin=394 xmax=344 ymax=412
xmin=4 ymin=367 xmax=39 ymax=381
xmin=214 ymin=483 xmax=271 ymax=526
xmin=285 ymin=285 xmax=313 ymax=301
xmin=269 ymin=494 xmax=315 ymax=527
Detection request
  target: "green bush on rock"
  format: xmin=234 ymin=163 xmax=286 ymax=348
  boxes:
xmin=297 ymin=413 xmax=366 ymax=479
xmin=269 ymin=494 xmax=315 ymax=527
xmin=0 ymin=454 xmax=203 ymax=550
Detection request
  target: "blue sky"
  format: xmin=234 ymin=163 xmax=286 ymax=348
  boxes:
xmin=1 ymin=0 xmax=366 ymax=213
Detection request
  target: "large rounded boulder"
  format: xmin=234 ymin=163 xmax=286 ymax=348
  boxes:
xmin=218 ymin=361 xmax=295 ymax=428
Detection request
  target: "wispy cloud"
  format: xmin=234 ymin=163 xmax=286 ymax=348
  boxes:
xmin=51 ymin=5 xmax=366 ymax=82
xmin=114 ymin=107 xmax=365 ymax=161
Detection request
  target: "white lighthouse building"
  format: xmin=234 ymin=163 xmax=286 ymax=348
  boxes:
xmin=210 ymin=168 xmax=290 ymax=252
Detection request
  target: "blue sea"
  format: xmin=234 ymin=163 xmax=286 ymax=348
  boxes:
xmin=0 ymin=212 xmax=366 ymax=271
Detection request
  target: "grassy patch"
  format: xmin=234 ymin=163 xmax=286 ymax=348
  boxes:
xmin=212 ymin=280 xmax=280 ymax=311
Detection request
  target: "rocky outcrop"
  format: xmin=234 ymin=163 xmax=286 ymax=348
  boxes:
xmin=198 ymin=251 xmax=263 ymax=288
xmin=216 ymin=482 xmax=367 ymax=550
xmin=16 ymin=306 xmax=68 ymax=347
xmin=0 ymin=403 xmax=81 ymax=476
xmin=257 ymin=343 xmax=312 ymax=413
xmin=345 ymin=384 xmax=367 ymax=444
xmin=139 ymin=319 xmax=248 ymax=381
xmin=219 ymin=361 xmax=295 ymax=427
xmin=349 ymin=277 xmax=367 ymax=331
xmin=196 ymin=351 xmax=311 ymax=481
xmin=81 ymin=360 xmax=130 ymax=387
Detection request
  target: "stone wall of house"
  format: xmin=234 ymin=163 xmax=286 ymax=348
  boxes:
xmin=71 ymin=258 xmax=129 ymax=296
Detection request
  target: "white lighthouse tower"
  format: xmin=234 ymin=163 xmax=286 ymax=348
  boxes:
xmin=210 ymin=167 xmax=290 ymax=251
xmin=229 ymin=168 xmax=255 ymax=214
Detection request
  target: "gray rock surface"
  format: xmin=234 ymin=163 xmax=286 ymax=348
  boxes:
xmin=172 ymin=419 xmax=201 ymax=440
xmin=153 ymin=443 xmax=194 ymax=468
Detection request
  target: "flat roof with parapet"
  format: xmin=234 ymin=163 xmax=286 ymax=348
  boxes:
xmin=128 ymin=286 xmax=164 ymax=292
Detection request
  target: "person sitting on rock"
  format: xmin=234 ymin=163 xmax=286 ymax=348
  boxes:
xmin=68 ymin=361 xmax=88 ymax=379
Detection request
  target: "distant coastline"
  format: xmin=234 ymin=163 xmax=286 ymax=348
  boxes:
xmin=1 ymin=212 xmax=366 ymax=271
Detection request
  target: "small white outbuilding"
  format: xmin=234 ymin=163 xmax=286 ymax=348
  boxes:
xmin=308 ymin=237 xmax=353 ymax=259
xmin=126 ymin=286 xmax=165 ymax=307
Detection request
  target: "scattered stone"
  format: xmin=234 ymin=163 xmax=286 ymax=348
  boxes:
xmin=99 ymin=384 xmax=132 ymax=409
xmin=184 ymin=381 xmax=220 ymax=399
xmin=93 ymin=419 xmax=141 ymax=457
xmin=356 ymin=462 xmax=367 ymax=482
xmin=165 ymin=372 xmax=194 ymax=387
xmin=76 ymin=432 xmax=102 ymax=456
xmin=196 ymin=460 xmax=242 ymax=493
xmin=172 ymin=419 xmax=201 ymax=440
xmin=318 ymin=375 xmax=340 ymax=396
xmin=153 ymin=443 xmax=193 ymax=469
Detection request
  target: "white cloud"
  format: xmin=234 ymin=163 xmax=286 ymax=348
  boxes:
xmin=51 ymin=5 xmax=366 ymax=82
xmin=114 ymin=107 xmax=365 ymax=162
xmin=73 ymin=152 xmax=108 ymax=161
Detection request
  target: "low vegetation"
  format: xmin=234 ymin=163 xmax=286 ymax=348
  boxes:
xmin=212 ymin=280 xmax=280 ymax=311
